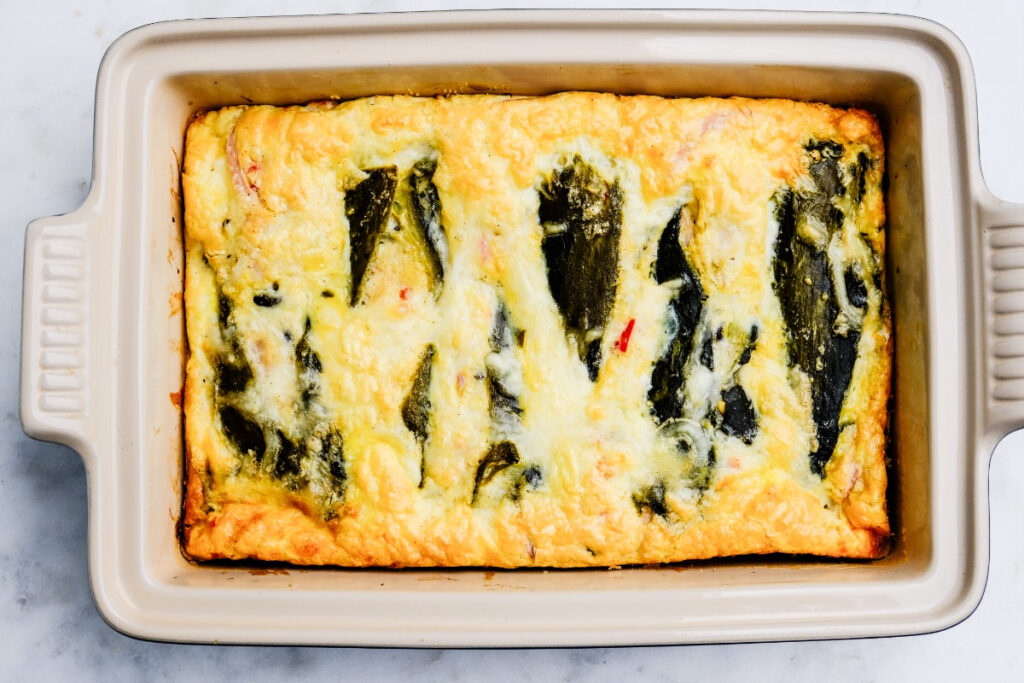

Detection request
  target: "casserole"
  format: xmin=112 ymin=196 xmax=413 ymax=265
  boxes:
xmin=180 ymin=94 xmax=891 ymax=567
xmin=18 ymin=10 xmax=1024 ymax=645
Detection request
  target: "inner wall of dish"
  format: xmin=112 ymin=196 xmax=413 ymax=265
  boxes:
xmin=145 ymin=64 xmax=929 ymax=589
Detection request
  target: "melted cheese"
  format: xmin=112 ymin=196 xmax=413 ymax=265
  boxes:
xmin=181 ymin=93 xmax=890 ymax=567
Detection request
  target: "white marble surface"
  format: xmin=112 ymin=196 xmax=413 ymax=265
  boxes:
xmin=3 ymin=0 xmax=1022 ymax=679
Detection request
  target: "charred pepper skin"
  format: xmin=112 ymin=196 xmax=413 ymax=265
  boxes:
xmin=538 ymin=157 xmax=623 ymax=381
xmin=509 ymin=465 xmax=543 ymax=503
xmin=648 ymin=208 xmax=707 ymax=425
xmin=295 ymin=316 xmax=322 ymax=408
xmin=214 ymin=291 xmax=264 ymax=462
xmin=213 ymin=285 xmax=346 ymax=504
xmin=717 ymin=385 xmax=758 ymax=444
xmin=402 ymin=344 xmax=436 ymax=487
xmin=402 ymin=345 xmax=436 ymax=447
xmin=643 ymin=207 xmax=765 ymax=508
xmin=632 ymin=481 xmax=669 ymax=518
xmin=345 ymin=167 xmax=399 ymax=306
xmin=273 ymin=430 xmax=304 ymax=480
xmin=844 ymin=267 xmax=869 ymax=309
xmin=315 ymin=427 xmax=347 ymax=496
xmin=471 ymin=301 xmax=536 ymax=505
xmin=473 ymin=440 xmax=521 ymax=504
xmin=214 ymin=294 xmax=254 ymax=395
xmin=772 ymin=140 xmax=867 ymax=476
xmin=215 ymin=340 xmax=253 ymax=396
xmin=408 ymin=158 xmax=449 ymax=294
xmin=218 ymin=404 xmax=266 ymax=463
xmin=487 ymin=302 xmax=525 ymax=423
xmin=253 ymin=292 xmax=281 ymax=307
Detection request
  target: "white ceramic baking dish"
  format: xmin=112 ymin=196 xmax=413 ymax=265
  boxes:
xmin=19 ymin=10 xmax=1024 ymax=646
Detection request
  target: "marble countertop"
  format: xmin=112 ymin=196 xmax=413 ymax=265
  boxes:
xmin=3 ymin=0 xmax=1022 ymax=679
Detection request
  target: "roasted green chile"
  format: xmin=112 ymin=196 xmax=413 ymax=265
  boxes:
xmin=402 ymin=344 xmax=436 ymax=487
xmin=346 ymin=166 xmax=399 ymax=306
xmin=473 ymin=440 xmax=521 ymax=504
xmin=648 ymin=208 xmax=707 ymax=424
xmin=213 ymin=289 xmax=346 ymax=507
xmin=408 ymin=158 xmax=449 ymax=295
xmin=538 ymin=157 xmax=623 ymax=381
xmin=772 ymin=139 xmax=873 ymax=475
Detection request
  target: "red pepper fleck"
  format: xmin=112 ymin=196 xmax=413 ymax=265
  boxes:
xmin=614 ymin=318 xmax=636 ymax=353
xmin=246 ymin=164 xmax=260 ymax=190
xmin=399 ymin=287 xmax=410 ymax=300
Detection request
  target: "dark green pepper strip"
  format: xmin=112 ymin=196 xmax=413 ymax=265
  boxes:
xmin=218 ymin=404 xmax=266 ymax=463
xmin=631 ymin=481 xmax=669 ymax=518
xmin=408 ymin=158 xmax=448 ymax=294
xmin=295 ymin=316 xmax=321 ymax=407
xmin=472 ymin=440 xmax=520 ymax=504
xmin=487 ymin=302 xmax=524 ymax=424
xmin=648 ymin=208 xmax=706 ymax=424
xmin=345 ymin=167 xmax=398 ymax=306
xmin=772 ymin=140 xmax=864 ymax=475
xmin=538 ymin=157 xmax=623 ymax=381
xmin=717 ymin=385 xmax=757 ymax=445
xmin=401 ymin=344 xmax=436 ymax=487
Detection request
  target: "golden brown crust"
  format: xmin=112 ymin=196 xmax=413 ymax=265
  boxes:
xmin=182 ymin=93 xmax=889 ymax=567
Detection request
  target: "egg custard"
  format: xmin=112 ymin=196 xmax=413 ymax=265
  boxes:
xmin=181 ymin=93 xmax=890 ymax=567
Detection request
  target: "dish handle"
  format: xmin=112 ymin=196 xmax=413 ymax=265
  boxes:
xmin=980 ymin=195 xmax=1024 ymax=444
xmin=20 ymin=205 xmax=99 ymax=458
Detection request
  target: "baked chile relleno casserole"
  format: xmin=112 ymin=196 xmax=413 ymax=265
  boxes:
xmin=181 ymin=93 xmax=890 ymax=567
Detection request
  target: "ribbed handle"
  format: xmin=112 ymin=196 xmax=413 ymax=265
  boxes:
xmin=20 ymin=209 xmax=94 ymax=451
xmin=981 ymin=198 xmax=1024 ymax=441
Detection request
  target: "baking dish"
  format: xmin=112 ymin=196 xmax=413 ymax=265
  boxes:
xmin=19 ymin=10 xmax=1024 ymax=646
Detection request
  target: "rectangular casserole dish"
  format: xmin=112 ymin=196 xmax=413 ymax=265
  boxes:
xmin=19 ymin=9 xmax=1024 ymax=646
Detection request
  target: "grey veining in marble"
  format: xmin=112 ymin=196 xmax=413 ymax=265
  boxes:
xmin=2 ymin=1 xmax=1022 ymax=680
